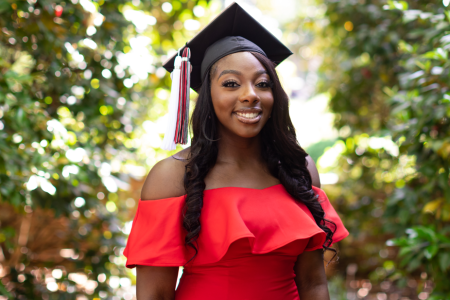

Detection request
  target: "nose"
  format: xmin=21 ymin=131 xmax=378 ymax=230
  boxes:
xmin=238 ymin=83 xmax=260 ymax=104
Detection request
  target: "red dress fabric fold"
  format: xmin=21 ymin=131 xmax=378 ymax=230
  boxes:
xmin=123 ymin=184 xmax=348 ymax=300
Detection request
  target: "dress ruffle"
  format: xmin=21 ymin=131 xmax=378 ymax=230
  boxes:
xmin=124 ymin=185 xmax=348 ymax=268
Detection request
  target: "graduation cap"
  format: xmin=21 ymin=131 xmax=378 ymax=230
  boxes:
xmin=161 ymin=2 xmax=293 ymax=150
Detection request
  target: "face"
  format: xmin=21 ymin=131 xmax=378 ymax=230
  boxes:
xmin=210 ymin=52 xmax=274 ymax=139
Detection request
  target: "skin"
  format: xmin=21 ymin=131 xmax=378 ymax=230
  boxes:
xmin=136 ymin=52 xmax=328 ymax=300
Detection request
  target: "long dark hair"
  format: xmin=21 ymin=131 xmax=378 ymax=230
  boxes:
xmin=182 ymin=52 xmax=336 ymax=264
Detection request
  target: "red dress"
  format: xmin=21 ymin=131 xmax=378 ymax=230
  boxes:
xmin=124 ymin=184 xmax=349 ymax=300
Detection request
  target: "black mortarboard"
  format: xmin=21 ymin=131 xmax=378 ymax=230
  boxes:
xmin=162 ymin=2 xmax=293 ymax=93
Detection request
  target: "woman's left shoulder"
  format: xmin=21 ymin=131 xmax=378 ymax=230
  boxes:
xmin=306 ymin=155 xmax=321 ymax=188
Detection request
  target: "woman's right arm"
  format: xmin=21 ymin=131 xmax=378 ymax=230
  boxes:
xmin=135 ymin=155 xmax=188 ymax=300
xmin=136 ymin=266 xmax=179 ymax=300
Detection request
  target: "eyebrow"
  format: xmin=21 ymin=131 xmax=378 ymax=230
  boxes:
xmin=255 ymin=70 xmax=268 ymax=75
xmin=217 ymin=69 xmax=268 ymax=79
xmin=218 ymin=69 xmax=241 ymax=79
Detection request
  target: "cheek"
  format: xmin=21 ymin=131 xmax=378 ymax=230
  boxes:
xmin=211 ymin=92 xmax=235 ymax=118
xmin=261 ymin=92 xmax=274 ymax=116
xmin=213 ymin=96 xmax=231 ymax=112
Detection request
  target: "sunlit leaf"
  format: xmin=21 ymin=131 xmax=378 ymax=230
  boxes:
xmin=422 ymin=198 xmax=443 ymax=214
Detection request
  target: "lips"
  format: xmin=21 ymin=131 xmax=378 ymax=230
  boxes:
xmin=233 ymin=109 xmax=262 ymax=124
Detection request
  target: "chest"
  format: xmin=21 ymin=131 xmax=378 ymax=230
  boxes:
xmin=204 ymin=163 xmax=280 ymax=190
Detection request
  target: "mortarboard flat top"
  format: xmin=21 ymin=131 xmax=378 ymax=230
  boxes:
xmin=162 ymin=2 xmax=293 ymax=93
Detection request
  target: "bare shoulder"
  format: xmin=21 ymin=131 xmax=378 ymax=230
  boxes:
xmin=140 ymin=148 xmax=191 ymax=200
xmin=306 ymin=155 xmax=321 ymax=188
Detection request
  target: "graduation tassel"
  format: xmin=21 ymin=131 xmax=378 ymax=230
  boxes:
xmin=174 ymin=47 xmax=191 ymax=145
xmin=161 ymin=54 xmax=182 ymax=150
xmin=183 ymin=48 xmax=191 ymax=144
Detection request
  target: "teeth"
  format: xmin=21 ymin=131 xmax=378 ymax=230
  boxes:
xmin=236 ymin=112 xmax=260 ymax=119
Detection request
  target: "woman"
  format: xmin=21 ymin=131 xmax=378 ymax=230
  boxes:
xmin=124 ymin=3 xmax=348 ymax=300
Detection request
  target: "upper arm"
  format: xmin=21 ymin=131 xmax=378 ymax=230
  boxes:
xmin=294 ymin=249 xmax=329 ymax=298
xmin=136 ymin=266 xmax=179 ymax=300
xmin=140 ymin=154 xmax=188 ymax=200
xmin=137 ymin=154 xmax=187 ymax=299
xmin=306 ymin=155 xmax=321 ymax=188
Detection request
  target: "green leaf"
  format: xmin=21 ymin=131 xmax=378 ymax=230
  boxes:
xmin=0 ymin=280 xmax=12 ymax=299
xmin=15 ymin=107 xmax=25 ymax=126
xmin=424 ymin=244 xmax=438 ymax=259
xmin=438 ymin=252 xmax=450 ymax=272
xmin=399 ymin=246 xmax=413 ymax=257
xmin=436 ymin=233 xmax=450 ymax=244
xmin=407 ymin=253 xmax=423 ymax=271
xmin=436 ymin=48 xmax=448 ymax=60
xmin=421 ymin=48 xmax=448 ymax=60
xmin=385 ymin=0 xmax=408 ymax=10
xmin=413 ymin=226 xmax=437 ymax=242
xmin=443 ymin=93 xmax=450 ymax=103
xmin=0 ymin=1 xmax=9 ymax=14
xmin=387 ymin=237 xmax=409 ymax=247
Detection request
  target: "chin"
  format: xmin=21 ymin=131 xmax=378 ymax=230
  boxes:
xmin=237 ymin=133 xmax=259 ymax=139
xmin=233 ymin=127 xmax=264 ymax=139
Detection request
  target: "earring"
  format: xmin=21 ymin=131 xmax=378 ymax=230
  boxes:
xmin=208 ymin=115 xmax=211 ymax=119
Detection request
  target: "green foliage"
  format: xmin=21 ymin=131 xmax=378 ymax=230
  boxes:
xmin=0 ymin=0 xmax=208 ymax=298
xmin=306 ymin=138 xmax=337 ymax=163
xmin=319 ymin=0 xmax=450 ymax=297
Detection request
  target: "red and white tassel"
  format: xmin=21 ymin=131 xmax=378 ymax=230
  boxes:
xmin=162 ymin=55 xmax=182 ymax=150
xmin=162 ymin=48 xmax=191 ymax=150
xmin=175 ymin=48 xmax=191 ymax=145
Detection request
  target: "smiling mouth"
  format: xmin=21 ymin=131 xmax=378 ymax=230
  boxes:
xmin=234 ymin=110 xmax=262 ymax=124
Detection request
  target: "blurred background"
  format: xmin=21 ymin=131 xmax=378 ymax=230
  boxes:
xmin=0 ymin=0 xmax=449 ymax=299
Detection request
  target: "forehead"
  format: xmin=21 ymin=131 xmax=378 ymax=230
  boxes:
xmin=213 ymin=52 xmax=266 ymax=73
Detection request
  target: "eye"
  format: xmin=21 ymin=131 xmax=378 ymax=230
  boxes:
xmin=222 ymin=80 xmax=240 ymax=88
xmin=256 ymin=80 xmax=273 ymax=88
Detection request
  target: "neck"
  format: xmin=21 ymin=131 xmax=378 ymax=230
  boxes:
xmin=216 ymin=130 xmax=263 ymax=167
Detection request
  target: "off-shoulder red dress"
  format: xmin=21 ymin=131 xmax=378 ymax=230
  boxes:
xmin=124 ymin=184 xmax=348 ymax=300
